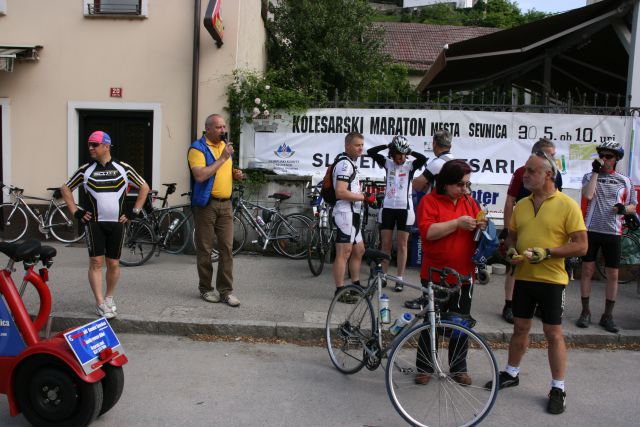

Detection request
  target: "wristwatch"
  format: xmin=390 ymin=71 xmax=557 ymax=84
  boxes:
xmin=132 ymin=207 xmax=141 ymax=214
xmin=545 ymin=248 xmax=552 ymax=259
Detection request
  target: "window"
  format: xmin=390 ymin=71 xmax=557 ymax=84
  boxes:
xmin=84 ymin=0 xmax=148 ymax=18
xmin=0 ymin=0 xmax=7 ymax=16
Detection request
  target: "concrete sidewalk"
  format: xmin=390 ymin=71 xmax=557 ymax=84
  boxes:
xmin=6 ymin=242 xmax=640 ymax=344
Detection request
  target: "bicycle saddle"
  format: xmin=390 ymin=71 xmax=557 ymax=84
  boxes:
xmin=0 ymin=240 xmax=41 ymax=262
xmin=39 ymin=245 xmax=57 ymax=262
xmin=364 ymin=248 xmax=391 ymax=263
xmin=269 ymin=192 xmax=291 ymax=201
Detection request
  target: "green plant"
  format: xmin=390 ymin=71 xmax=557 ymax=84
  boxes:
xmin=225 ymin=69 xmax=314 ymax=145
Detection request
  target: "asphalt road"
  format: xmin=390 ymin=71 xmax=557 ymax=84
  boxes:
xmin=1 ymin=333 xmax=639 ymax=427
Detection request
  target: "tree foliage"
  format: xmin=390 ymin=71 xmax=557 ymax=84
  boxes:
xmin=384 ymin=0 xmax=549 ymax=28
xmin=266 ymin=0 xmax=413 ymax=98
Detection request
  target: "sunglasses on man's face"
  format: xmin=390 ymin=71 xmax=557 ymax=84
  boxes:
xmin=599 ymin=153 xmax=615 ymax=160
xmin=88 ymin=142 xmax=103 ymax=149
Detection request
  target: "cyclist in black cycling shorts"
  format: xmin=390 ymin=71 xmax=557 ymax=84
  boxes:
xmin=367 ymin=135 xmax=426 ymax=291
xmin=577 ymin=141 xmax=637 ymax=333
xmin=61 ymin=130 xmax=149 ymax=319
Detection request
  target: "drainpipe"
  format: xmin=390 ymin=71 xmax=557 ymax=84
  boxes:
xmin=191 ymin=0 xmax=201 ymax=142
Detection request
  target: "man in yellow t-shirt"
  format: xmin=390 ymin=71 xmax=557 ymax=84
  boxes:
xmin=488 ymin=151 xmax=587 ymax=415
xmin=188 ymin=114 xmax=243 ymax=307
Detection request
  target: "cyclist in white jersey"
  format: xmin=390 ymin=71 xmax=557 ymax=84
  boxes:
xmin=367 ymin=135 xmax=427 ymax=291
xmin=331 ymin=132 xmax=376 ymax=303
xmin=577 ymin=141 xmax=637 ymax=333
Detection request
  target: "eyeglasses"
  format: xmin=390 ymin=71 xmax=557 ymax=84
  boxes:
xmin=88 ymin=142 xmax=102 ymax=148
xmin=599 ymin=152 xmax=615 ymax=160
xmin=454 ymin=181 xmax=471 ymax=189
xmin=533 ymin=150 xmax=557 ymax=175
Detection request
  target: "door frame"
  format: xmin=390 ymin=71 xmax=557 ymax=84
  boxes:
xmin=1 ymin=98 xmax=10 ymax=189
xmin=68 ymin=101 xmax=161 ymax=194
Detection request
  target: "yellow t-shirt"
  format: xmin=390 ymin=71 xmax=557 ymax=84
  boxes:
xmin=187 ymin=139 xmax=233 ymax=199
xmin=510 ymin=190 xmax=586 ymax=285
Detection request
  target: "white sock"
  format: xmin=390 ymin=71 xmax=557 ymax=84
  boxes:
xmin=397 ymin=276 xmax=403 ymax=281
xmin=505 ymin=365 xmax=520 ymax=378
xmin=551 ymin=379 xmax=565 ymax=391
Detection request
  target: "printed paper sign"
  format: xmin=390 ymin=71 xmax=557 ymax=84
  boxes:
xmin=64 ymin=318 xmax=124 ymax=375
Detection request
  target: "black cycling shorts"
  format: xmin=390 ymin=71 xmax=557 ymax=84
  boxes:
xmin=582 ymin=231 xmax=621 ymax=268
xmin=380 ymin=208 xmax=411 ymax=232
xmin=85 ymin=221 xmax=125 ymax=259
xmin=512 ymin=280 xmax=565 ymax=325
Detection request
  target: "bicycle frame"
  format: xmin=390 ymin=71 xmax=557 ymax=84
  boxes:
xmin=233 ymin=197 xmax=295 ymax=250
xmin=348 ymin=261 xmax=467 ymax=374
xmin=4 ymin=194 xmax=71 ymax=232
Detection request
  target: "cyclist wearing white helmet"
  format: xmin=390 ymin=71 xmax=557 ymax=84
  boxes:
xmin=577 ymin=141 xmax=637 ymax=333
xmin=367 ymin=135 xmax=427 ymax=291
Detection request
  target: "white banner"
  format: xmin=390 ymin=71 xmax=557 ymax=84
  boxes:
xmin=632 ymin=117 xmax=640 ymax=186
xmin=242 ymin=108 xmax=633 ymax=190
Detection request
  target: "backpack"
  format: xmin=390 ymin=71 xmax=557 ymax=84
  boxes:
xmin=467 ymin=197 xmax=499 ymax=265
xmin=321 ymin=154 xmax=356 ymax=206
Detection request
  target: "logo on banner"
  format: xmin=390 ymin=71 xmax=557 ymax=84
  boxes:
xmin=274 ymin=142 xmax=295 ymax=159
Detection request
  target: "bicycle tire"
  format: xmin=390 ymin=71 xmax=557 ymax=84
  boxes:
xmin=325 ymin=285 xmax=375 ymax=375
xmin=210 ymin=214 xmax=246 ymax=262
xmin=0 ymin=203 xmax=28 ymax=242
xmin=307 ymin=223 xmax=325 ymax=276
xmin=48 ymin=203 xmax=86 ymax=243
xmin=386 ymin=320 xmax=499 ymax=427
xmin=595 ymin=233 xmax=640 ymax=284
xmin=158 ymin=210 xmax=190 ymax=254
xmin=120 ymin=220 xmax=157 ymax=267
xmin=272 ymin=213 xmax=312 ymax=259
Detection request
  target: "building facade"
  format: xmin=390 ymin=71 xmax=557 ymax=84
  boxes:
xmin=0 ymin=0 xmax=266 ymax=198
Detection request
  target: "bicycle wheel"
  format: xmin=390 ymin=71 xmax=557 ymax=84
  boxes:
xmin=325 ymin=285 xmax=375 ymax=375
xmin=307 ymin=223 xmax=325 ymax=276
xmin=158 ymin=210 xmax=190 ymax=254
xmin=0 ymin=204 xmax=28 ymax=242
xmin=48 ymin=204 xmax=86 ymax=243
xmin=273 ymin=213 xmax=312 ymax=259
xmin=210 ymin=214 xmax=247 ymax=262
xmin=120 ymin=220 xmax=157 ymax=266
xmin=596 ymin=233 xmax=640 ymax=284
xmin=386 ymin=321 xmax=499 ymax=427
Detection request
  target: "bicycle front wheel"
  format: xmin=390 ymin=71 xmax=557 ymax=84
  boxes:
xmin=595 ymin=233 xmax=640 ymax=284
xmin=0 ymin=204 xmax=28 ymax=242
xmin=158 ymin=210 xmax=190 ymax=254
xmin=120 ymin=220 xmax=157 ymax=267
xmin=307 ymin=223 xmax=325 ymax=276
xmin=325 ymin=285 xmax=375 ymax=375
xmin=48 ymin=204 xmax=86 ymax=243
xmin=273 ymin=214 xmax=312 ymax=259
xmin=386 ymin=321 xmax=499 ymax=427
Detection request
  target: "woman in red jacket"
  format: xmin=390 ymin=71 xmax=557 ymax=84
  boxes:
xmin=414 ymin=159 xmax=486 ymax=386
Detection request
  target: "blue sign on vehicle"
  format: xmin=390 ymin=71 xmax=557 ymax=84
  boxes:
xmin=0 ymin=296 xmax=26 ymax=357
xmin=63 ymin=317 xmax=124 ymax=375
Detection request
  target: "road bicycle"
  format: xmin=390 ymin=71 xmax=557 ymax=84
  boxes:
xmin=120 ymin=183 xmax=193 ymax=266
xmin=0 ymin=183 xmax=85 ymax=243
xmin=306 ymin=183 xmax=336 ymax=276
xmin=326 ymin=248 xmax=499 ymax=427
xmin=360 ymin=178 xmax=384 ymax=250
xmin=209 ymin=185 xmax=312 ymax=261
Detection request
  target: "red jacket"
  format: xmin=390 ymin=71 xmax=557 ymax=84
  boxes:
xmin=418 ymin=192 xmax=480 ymax=282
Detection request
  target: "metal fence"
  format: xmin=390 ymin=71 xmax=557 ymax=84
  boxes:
xmin=314 ymin=88 xmax=639 ymax=116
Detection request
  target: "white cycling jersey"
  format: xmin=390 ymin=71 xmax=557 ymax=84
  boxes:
xmin=332 ymin=154 xmax=362 ymax=214
xmin=382 ymin=158 xmax=420 ymax=209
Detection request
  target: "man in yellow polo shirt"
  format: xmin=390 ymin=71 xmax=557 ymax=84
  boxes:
xmin=188 ymin=114 xmax=243 ymax=307
xmin=487 ymin=151 xmax=587 ymax=415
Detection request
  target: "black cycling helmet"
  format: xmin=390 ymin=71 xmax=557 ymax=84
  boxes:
xmin=389 ymin=135 xmax=411 ymax=155
xmin=596 ymin=141 xmax=624 ymax=160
